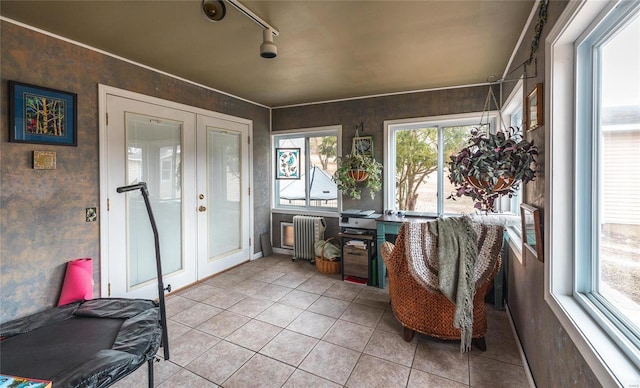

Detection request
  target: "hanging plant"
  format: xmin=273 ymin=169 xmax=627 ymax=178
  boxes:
xmin=333 ymin=152 xmax=382 ymax=200
xmin=448 ymin=127 xmax=538 ymax=211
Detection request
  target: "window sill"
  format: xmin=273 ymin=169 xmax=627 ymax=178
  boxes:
xmin=546 ymin=293 xmax=640 ymax=387
xmin=505 ymin=226 xmax=523 ymax=265
xmin=271 ymin=208 xmax=339 ymax=218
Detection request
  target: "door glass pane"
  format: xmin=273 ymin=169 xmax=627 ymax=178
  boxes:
xmin=208 ymin=129 xmax=242 ymax=258
xmin=442 ymin=125 xmax=478 ymax=215
xmin=597 ymin=15 xmax=640 ymax=327
xmin=126 ymin=113 xmax=182 ymax=288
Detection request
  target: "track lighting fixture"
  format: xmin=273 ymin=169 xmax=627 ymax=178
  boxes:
xmin=201 ymin=0 xmax=279 ymax=59
xmin=260 ymin=28 xmax=277 ymax=59
xmin=201 ymin=0 xmax=226 ymax=22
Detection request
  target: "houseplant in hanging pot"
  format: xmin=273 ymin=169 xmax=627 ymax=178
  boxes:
xmin=333 ymin=152 xmax=383 ymax=200
xmin=448 ymin=127 xmax=538 ymax=211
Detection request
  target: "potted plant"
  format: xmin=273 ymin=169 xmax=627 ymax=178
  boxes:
xmin=448 ymin=127 xmax=538 ymax=211
xmin=333 ymin=152 xmax=383 ymax=200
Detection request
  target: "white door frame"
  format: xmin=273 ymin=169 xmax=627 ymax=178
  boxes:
xmin=98 ymin=84 xmax=254 ymax=297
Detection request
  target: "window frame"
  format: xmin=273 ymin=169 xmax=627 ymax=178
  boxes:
xmin=383 ymin=112 xmax=497 ymax=217
xmin=271 ymin=125 xmax=342 ymax=217
xmin=546 ymin=0 xmax=640 ymax=385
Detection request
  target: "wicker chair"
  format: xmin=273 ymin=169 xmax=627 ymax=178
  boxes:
xmin=380 ymin=221 xmax=504 ymax=351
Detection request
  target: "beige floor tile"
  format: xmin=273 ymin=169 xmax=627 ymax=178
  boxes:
xmin=352 ymin=287 xmax=391 ymax=309
xmin=273 ymin=271 xmax=313 ymax=288
xmin=169 ymin=329 xmax=219 ymax=367
xmin=412 ymin=340 xmax=470 ymax=384
xmin=296 ymin=276 xmax=336 ymax=294
xmin=250 ymin=268 xmax=287 ymax=283
xmin=202 ymin=290 xmax=246 ymax=309
xmin=259 ymin=329 xmax=319 ymax=366
xmin=252 ymin=283 xmax=292 ymax=302
xmin=298 ymin=341 xmax=360 ymax=385
xmin=170 ymin=302 xmax=222 ymax=328
xmin=203 ymin=273 xmax=244 ymax=289
xmin=407 ymin=369 xmax=469 ymax=388
xmin=322 ymin=282 xmax=362 ymax=302
xmin=196 ymin=310 xmax=251 ymax=338
xmin=165 ymin=295 xmax=197 ymax=318
xmin=177 ymin=283 xmax=224 ymax=301
xmin=322 ymin=319 xmax=374 ymax=352
xmin=375 ymin=308 xmax=404 ymax=335
xmin=185 ymin=340 xmax=254 ymax=384
xmin=224 ymin=353 xmax=295 ymax=388
xmin=228 ymin=278 xmax=269 ymax=295
xmin=166 ymin=318 xmax=191 ymax=341
xmin=469 ymin=354 xmax=529 ymax=388
xmin=227 ymin=296 xmax=274 ymax=318
xmin=339 ymin=302 xmax=384 ymax=327
xmin=346 ymin=354 xmax=411 ymax=388
xmin=307 ymin=296 xmax=350 ymax=318
xmin=364 ymin=329 xmax=417 ymax=367
xmin=282 ymin=369 xmax=342 ymax=388
xmin=255 ymin=302 xmax=304 ymax=327
xmin=286 ymin=310 xmax=336 ymax=339
xmin=156 ymin=367 xmax=219 ymax=387
xmin=278 ymin=289 xmax=321 ymax=310
xmin=225 ymin=319 xmax=282 ymax=351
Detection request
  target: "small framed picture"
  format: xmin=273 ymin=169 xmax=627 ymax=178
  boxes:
xmin=352 ymin=136 xmax=373 ymax=157
xmin=276 ymin=148 xmax=300 ymax=179
xmin=9 ymin=81 xmax=77 ymax=146
xmin=520 ymin=203 xmax=543 ymax=262
xmin=526 ymin=83 xmax=543 ymax=131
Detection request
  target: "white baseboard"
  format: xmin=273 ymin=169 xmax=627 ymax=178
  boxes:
xmin=506 ymin=303 xmax=536 ymax=387
xmin=273 ymin=247 xmax=294 ymax=255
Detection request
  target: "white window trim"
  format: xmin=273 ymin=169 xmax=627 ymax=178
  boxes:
xmin=546 ymin=1 xmax=640 ymax=386
xmin=271 ymin=125 xmax=342 ymax=218
xmin=383 ymin=112 xmax=497 ymax=216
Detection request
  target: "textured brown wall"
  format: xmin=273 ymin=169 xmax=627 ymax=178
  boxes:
xmin=0 ymin=21 xmax=271 ymax=322
xmin=502 ymin=1 xmax=601 ymax=386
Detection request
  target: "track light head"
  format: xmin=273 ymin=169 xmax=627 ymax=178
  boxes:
xmin=202 ymin=0 xmax=226 ymax=22
xmin=260 ymin=28 xmax=277 ymax=59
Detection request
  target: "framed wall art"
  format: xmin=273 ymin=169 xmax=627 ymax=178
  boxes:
xmin=526 ymin=83 xmax=543 ymax=131
xmin=9 ymin=81 xmax=77 ymax=146
xmin=276 ymin=148 xmax=300 ymax=179
xmin=520 ymin=203 xmax=544 ymax=262
xmin=352 ymin=136 xmax=373 ymax=157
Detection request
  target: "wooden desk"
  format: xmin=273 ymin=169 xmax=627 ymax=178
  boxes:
xmin=375 ymin=214 xmax=435 ymax=288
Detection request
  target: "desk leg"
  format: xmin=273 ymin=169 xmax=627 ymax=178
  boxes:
xmin=376 ymin=225 xmax=386 ymax=289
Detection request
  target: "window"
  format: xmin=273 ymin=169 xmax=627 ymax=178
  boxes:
xmin=576 ymin=0 xmax=640 ymax=360
xmin=498 ymin=79 xmax=525 ymax=216
xmin=548 ymin=0 xmax=640 ymax=385
xmin=273 ymin=126 xmax=340 ymax=213
xmin=384 ymin=113 xmax=496 ymax=216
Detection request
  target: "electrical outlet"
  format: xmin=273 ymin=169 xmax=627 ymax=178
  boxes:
xmin=86 ymin=207 xmax=97 ymax=222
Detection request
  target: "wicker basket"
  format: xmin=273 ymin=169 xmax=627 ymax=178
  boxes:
xmin=315 ymin=238 xmax=341 ymax=274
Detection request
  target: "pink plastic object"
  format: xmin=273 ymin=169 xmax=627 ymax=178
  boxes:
xmin=57 ymin=258 xmax=94 ymax=306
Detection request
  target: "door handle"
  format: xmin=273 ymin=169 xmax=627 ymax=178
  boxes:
xmin=198 ymin=205 xmax=207 ymax=212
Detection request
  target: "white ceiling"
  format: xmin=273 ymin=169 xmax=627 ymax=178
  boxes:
xmin=0 ymin=1 xmax=535 ymax=107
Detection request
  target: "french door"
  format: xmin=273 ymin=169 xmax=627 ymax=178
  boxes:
xmin=196 ymin=115 xmax=251 ymax=275
xmin=100 ymin=87 xmax=251 ymax=299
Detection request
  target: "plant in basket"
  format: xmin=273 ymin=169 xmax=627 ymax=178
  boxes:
xmin=332 ymin=152 xmax=382 ymax=200
xmin=447 ymin=126 xmax=538 ymax=212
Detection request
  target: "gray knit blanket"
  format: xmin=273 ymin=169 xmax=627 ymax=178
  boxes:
xmin=405 ymin=217 xmax=502 ymax=353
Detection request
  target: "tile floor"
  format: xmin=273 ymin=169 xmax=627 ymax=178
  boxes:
xmin=113 ymin=254 xmax=530 ymax=388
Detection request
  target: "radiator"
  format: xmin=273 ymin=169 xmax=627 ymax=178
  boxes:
xmin=293 ymin=215 xmax=326 ymax=261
